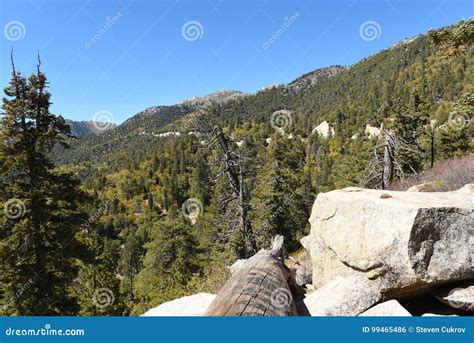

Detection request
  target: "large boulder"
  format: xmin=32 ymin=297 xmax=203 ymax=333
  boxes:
xmin=141 ymin=293 xmax=216 ymax=316
xmin=302 ymin=187 xmax=473 ymax=299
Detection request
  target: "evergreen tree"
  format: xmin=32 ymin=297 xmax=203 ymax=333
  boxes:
xmin=132 ymin=218 xmax=201 ymax=314
xmin=251 ymin=136 xmax=308 ymax=250
xmin=0 ymin=55 xmax=88 ymax=315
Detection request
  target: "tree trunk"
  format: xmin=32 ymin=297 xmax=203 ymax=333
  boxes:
xmin=204 ymin=235 xmax=297 ymax=316
xmin=214 ymin=126 xmax=257 ymax=256
xmin=382 ymin=133 xmax=395 ymax=190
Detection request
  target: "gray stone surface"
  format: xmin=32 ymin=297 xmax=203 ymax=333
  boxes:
xmin=359 ymin=300 xmax=411 ymax=316
xmin=303 ymin=274 xmax=382 ymax=316
xmin=301 ymin=187 xmax=474 ymax=298
xmin=141 ymin=293 xmax=216 ymax=316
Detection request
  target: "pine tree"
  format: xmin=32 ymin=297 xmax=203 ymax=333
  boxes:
xmin=132 ymin=218 xmax=200 ymax=314
xmin=251 ymin=136 xmax=308 ymax=250
xmin=437 ymin=92 xmax=472 ymax=159
xmin=0 ymin=54 xmax=88 ymax=315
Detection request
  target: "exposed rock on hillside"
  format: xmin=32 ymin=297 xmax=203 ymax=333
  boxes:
xmin=287 ymin=65 xmax=346 ymax=92
xmin=181 ymin=90 xmax=245 ymax=107
xmin=311 ymin=121 xmax=335 ymax=138
xmin=364 ymin=124 xmax=382 ymax=139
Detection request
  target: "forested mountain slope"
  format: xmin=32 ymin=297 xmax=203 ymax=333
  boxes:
xmin=3 ymin=20 xmax=470 ymax=316
xmin=55 ymin=23 xmax=472 ymax=171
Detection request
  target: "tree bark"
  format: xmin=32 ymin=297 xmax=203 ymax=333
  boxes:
xmin=382 ymin=132 xmax=395 ymax=190
xmin=204 ymin=235 xmax=297 ymax=316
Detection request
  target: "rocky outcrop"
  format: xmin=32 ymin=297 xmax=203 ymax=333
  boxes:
xmin=141 ymin=293 xmax=216 ymax=316
xmin=365 ymin=124 xmax=382 ymax=139
xmin=359 ymin=300 xmax=411 ymax=316
xmin=311 ymin=121 xmax=335 ymax=138
xmin=301 ymin=187 xmax=473 ymax=302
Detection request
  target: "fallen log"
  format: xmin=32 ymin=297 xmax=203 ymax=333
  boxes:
xmin=204 ymin=235 xmax=298 ymax=316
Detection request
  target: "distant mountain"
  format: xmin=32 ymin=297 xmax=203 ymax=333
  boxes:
xmin=181 ymin=90 xmax=245 ymax=107
xmin=53 ymin=21 xmax=472 ymax=169
xmin=66 ymin=120 xmax=116 ymax=136
xmin=286 ymin=65 xmax=346 ymax=92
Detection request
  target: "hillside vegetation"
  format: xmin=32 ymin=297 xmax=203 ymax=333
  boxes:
xmin=1 ymin=20 xmax=472 ymax=316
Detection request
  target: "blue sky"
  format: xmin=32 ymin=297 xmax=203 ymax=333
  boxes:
xmin=0 ymin=0 xmax=472 ymax=124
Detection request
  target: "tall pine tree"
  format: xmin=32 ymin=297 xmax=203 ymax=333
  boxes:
xmin=0 ymin=54 xmax=88 ymax=315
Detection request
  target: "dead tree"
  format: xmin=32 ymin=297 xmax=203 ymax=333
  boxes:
xmin=204 ymin=235 xmax=298 ymax=316
xmin=363 ymin=130 xmax=420 ymax=189
xmin=382 ymin=132 xmax=396 ymax=189
xmin=208 ymin=126 xmax=257 ymax=257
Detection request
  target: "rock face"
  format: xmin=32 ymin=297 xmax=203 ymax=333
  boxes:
xmin=301 ymin=187 xmax=473 ymax=300
xmin=432 ymin=282 xmax=474 ymax=312
xmin=359 ymin=300 xmax=411 ymax=316
xmin=303 ymin=274 xmax=382 ymax=316
xmin=365 ymin=124 xmax=382 ymax=139
xmin=141 ymin=293 xmax=216 ymax=316
xmin=311 ymin=121 xmax=335 ymax=138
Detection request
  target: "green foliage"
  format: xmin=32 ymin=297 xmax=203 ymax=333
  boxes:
xmin=132 ymin=218 xmax=201 ymax=314
xmin=2 ymin=21 xmax=472 ymax=316
xmin=0 ymin=59 xmax=88 ymax=315
xmin=429 ymin=19 xmax=474 ymax=55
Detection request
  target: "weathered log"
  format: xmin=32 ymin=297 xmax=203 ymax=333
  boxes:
xmin=204 ymin=235 xmax=298 ymax=316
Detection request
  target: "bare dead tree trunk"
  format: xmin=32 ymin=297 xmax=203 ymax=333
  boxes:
xmin=212 ymin=126 xmax=257 ymax=257
xmin=382 ymin=132 xmax=395 ymax=190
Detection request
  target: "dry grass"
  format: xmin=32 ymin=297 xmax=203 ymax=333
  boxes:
xmin=392 ymin=155 xmax=473 ymax=191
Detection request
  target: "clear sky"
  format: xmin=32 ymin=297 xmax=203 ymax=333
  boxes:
xmin=0 ymin=0 xmax=472 ymax=124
